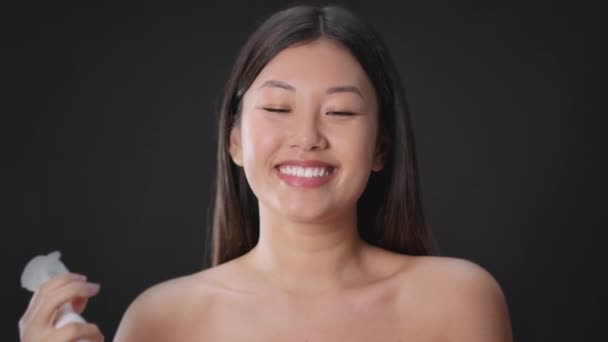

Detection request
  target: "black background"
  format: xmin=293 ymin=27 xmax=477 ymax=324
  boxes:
xmin=2 ymin=1 xmax=604 ymax=340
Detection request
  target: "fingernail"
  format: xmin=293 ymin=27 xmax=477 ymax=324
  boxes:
xmin=73 ymin=273 xmax=87 ymax=281
xmin=87 ymin=282 xmax=101 ymax=292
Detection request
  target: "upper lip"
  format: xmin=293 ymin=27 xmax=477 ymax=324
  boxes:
xmin=275 ymin=160 xmax=337 ymax=168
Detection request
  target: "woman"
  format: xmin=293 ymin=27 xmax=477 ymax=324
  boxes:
xmin=19 ymin=4 xmax=513 ymax=341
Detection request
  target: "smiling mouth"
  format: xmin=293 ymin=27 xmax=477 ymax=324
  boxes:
xmin=274 ymin=165 xmax=337 ymax=189
xmin=275 ymin=165 xmax=336 ymax=178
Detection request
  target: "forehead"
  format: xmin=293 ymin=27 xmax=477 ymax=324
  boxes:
xmin=250 ymin=38 xmax=376 ymax=98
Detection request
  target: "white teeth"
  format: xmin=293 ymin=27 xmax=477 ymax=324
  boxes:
xmin=278 ymin=166 xmax=333 ymax=178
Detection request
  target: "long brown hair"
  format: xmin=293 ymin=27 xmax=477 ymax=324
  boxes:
xmin=207 ymin=4 xmax=438 ymax=267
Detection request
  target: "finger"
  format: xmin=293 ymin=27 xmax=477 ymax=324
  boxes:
xmin=21 ymin=273 xmax=87 ymax=324
xmin=35 ymin=281 xmax=100 ymax=327
xmin=23 ymin=273 xmax=87 ymax=324
xmin=72 ymin=296 xmax=89 ymax=315
xmin=49 ymin=322 xmax=104 ymax=342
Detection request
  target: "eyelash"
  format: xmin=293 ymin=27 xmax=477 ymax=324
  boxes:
xmin=262 ymin=108 xmax=354 ymax=116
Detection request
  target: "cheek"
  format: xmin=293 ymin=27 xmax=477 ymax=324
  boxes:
xmin=241 ymin=115 xmax=282 ymax=171
xmin=332 ymin=119 xmax=378 ymax=167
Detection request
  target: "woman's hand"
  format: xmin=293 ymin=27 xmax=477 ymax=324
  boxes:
xmin=19 ymin=273 xmax=104 ymax=342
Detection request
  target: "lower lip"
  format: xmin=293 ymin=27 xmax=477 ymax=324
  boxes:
xmin=275 ymin=167 xmax=337 ymax=188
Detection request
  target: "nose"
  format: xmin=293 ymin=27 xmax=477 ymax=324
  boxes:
xmin=290 ymin=112 xmax=328 ymax=151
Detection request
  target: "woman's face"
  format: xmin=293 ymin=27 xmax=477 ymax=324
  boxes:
xmin=230 ymin=38 xmax=384 ymax=223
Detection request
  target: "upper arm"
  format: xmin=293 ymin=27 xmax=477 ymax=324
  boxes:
xmin=440 ymin=259 xmax=513 ymax=342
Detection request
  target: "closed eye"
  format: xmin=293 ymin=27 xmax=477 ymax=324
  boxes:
xmin=263 ymin=107 xmax=290 ymax=113
xmin=329 ymin=111 xmax=355 ymax=116
xmin=262 ymin=108 xmax=355 ymax=116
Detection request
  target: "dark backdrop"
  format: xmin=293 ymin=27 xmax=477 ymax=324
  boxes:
xmin=2 ymin=1 xmax=604 ymax=341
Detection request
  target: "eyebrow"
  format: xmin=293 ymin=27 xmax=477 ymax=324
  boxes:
xmin=258 ymin=79 xmax=365 ymax=100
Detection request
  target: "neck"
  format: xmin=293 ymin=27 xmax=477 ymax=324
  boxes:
xmin=245 ymin=204 xmax=367 ymax=295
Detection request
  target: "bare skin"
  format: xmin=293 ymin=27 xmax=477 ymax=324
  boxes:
xmin=115 ymin=38 xmax=512 ymax=341
xmin=114 ymin=245 xmax=512 ymax=341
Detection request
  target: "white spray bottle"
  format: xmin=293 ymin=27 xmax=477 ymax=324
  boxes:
xmin=21 ymin=251 xmax=92 ymax=342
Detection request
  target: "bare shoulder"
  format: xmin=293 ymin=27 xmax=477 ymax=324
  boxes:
xmin=113 ymin=265 xmax=231 ymax=342
xmin=399 ymin=255 xmax=513 ymax=342
xmin=407 ymin=256 xmax=504 ymax=293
